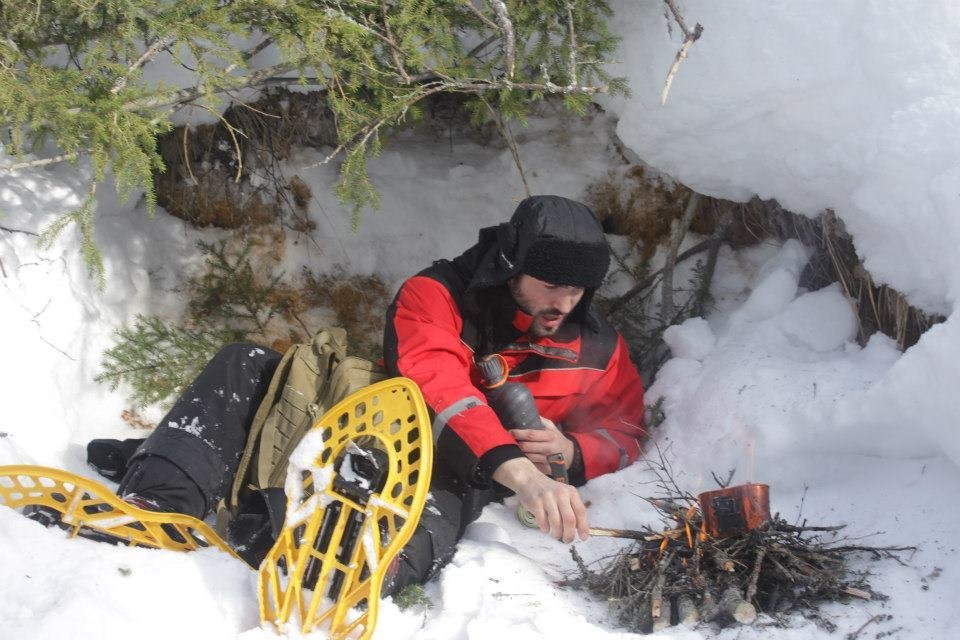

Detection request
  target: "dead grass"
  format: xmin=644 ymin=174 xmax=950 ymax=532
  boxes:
xmin=154 ymin=88 xmax=334 ymax=230
xmin=302 ymin=268 xmax=391 ymax=360
xmin=587 ymin=166 xmax=726 ymax=260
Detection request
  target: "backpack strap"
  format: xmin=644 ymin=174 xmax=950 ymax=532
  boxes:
xmin=226 ymin=345 xmax=297 ymax=513
xmin=226 ymin=328 xmax=347 ymax=513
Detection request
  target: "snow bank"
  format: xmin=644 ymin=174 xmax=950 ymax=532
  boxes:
xmin=607 ymin=0 xmax=960 ymax=313
xmin=605 ymin=0 xmax=960 ymax=465
xmin=0 ymin=163 xmax=210 ymax=470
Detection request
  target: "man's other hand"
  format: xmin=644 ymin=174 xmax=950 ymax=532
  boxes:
xmin=510 ymin=417 xmax=575 ymax=475
xmin=492 ymin=457 xmax=589 ymax=543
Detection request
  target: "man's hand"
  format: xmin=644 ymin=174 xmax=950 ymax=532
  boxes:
xmin=510 ymin=417 xmax=575 ymax=475
xmin=492 ymin=457 xmax=589 ymax=543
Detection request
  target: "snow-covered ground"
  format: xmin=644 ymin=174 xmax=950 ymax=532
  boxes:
xmin=2 ymin=2 xmax=959 ymax=639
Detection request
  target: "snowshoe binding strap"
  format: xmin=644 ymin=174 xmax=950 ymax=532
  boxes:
xmin=258 ymin=377 xmax=433 ymax=639
xmin=0 ymin=465 xmax=237 ymax=558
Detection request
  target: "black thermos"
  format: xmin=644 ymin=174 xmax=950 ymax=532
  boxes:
xmin=476 ymin=353 xmax=568 ymax=483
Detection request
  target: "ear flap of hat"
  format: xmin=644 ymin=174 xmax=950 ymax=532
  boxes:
xmin=494 ymin=221 xmax=519 ymax=272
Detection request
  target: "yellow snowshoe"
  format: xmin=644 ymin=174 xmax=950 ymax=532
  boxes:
xmin=258 ymin=377 xmax=433 ymax=639
xmin=0 ymin=465 xmax=236 ymax=556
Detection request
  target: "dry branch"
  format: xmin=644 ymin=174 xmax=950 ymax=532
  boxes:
xmin=660 ymin=192 xmax=701 ymax=324
xmin=661 ymin=0 xmax=703 ymax=105
xmin=489 ymin=0 xmax=516 ymax=79
xmin=565 ymin=469 xmax=914 ymax=634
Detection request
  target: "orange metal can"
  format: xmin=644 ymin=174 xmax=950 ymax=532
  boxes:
xmin=698 ymin=483 xmax=770 ymax=539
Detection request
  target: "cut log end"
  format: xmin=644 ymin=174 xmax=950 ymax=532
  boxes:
xmin=731 ymin=601 xmax=757 ymax=625
xmin=678 ymin=595 xmax=700 ymax=628
xmin=720 ymin=586 xmax=757 ymax=625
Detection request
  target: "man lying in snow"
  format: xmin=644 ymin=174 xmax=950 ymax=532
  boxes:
xmin=85 ymin=194 xmax=647 ymax=593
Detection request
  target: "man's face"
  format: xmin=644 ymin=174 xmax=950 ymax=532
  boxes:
xmin=509 ymin=274 xmax=586 ymax=337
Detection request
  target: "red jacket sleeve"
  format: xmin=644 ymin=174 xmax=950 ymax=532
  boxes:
xmin=385 ymin=276 xmax=524 ymax=483
xmin=564 ymin=335 xmax=645 ymax=480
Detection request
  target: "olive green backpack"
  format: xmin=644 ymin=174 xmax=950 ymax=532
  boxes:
xmin=217 ymin=327 xmax=386 ymax=533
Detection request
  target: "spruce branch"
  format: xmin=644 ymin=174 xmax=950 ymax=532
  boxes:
xmin=3 ymin=0 xmax=627 ymax=285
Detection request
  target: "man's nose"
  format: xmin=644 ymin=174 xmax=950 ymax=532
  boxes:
xmin=553 ymin=292 xmax=579 ymax=314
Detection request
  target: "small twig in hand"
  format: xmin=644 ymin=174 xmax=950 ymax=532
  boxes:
xmin=660 ymin=0 xmax=703 ymax=105
xmin=589 ymin=526 xmax=652 ymax=541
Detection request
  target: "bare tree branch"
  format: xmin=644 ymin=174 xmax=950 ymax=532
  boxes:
xmin=0 ymin=225 xmax=39 ymax=236
xmin=126 ymin=62 xmax=297 ymax=112
xmin=566 ymin=3 xmax=578 ymax=87
xmin=489 ymin=0 xmax=516 ymax=79
xmin=466 ymin=34 xmax=500 ymax=59
xmin=381 ymin=1 xmax=411 ymax=83
xmin=661 ymin=0 xmax=703 ymax=105
xmin=224 ymin=37 xmax=276 ymax=74
xmin=606 ymin=237 xmax=715 ymax=315
xmin=482 ymin=97 xmax=531 ymax=197
xmin=661 ymin=192 xmax=701 ymax=324
xmin=0 ymin=152 xmax=79 ymax=172
xmin=112 ymin=35 xmax=176 ymax=94
xmin=462 ymin=1 xmax=500 ymax=31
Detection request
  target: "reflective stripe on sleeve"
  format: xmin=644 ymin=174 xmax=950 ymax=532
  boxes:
xmin=595 ymin=428 xmax=629 ymax=471
xmin=431 ymin=396 xmax=487 ymax=442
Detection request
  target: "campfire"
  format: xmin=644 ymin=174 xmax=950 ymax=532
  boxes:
xmin=567 ymin=480 xmax=914 ymax=634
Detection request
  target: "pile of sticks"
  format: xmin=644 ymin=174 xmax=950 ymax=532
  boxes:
xmin=567 ymin=497 xmax=913 ymax=634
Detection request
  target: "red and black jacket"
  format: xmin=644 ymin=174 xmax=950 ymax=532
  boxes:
xmin=384 ymin=239 xmax=646 ymax=489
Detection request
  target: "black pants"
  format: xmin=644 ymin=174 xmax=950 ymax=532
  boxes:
xmin=111 ymin=344 xmax=492 ymax=589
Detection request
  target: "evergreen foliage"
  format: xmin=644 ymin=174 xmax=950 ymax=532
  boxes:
xmin=0 ymin=1 xmax=625 ymax=280
xmin=186 ymin=239 xmax=294 ymax=336
xmin=96 ymin=315 xmax=244 ymax=407
xmin=97 ymin=239 xmax=293 ymax=406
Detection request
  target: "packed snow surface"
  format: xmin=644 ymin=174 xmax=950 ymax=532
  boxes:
xmin=2 ymin=2 xmax=960 ymax=639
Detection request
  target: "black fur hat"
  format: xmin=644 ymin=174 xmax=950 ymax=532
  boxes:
xmin=472 ymin=195 xmax=610 ymax=289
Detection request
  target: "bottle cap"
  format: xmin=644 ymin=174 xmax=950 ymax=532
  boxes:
xmin=477 ymin=353 xmax=509 ymax=388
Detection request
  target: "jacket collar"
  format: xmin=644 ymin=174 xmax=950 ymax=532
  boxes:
xmin=502 ymin=307 xmax=582 ymax=363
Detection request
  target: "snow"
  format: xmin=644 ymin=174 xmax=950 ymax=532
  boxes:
xmin=2 ymin=3 xmax=960 ymax=640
